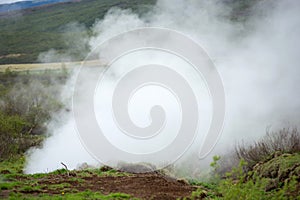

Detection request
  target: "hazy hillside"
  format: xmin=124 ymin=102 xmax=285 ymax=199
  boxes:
xmin=0 ymin=0 xmax=263 ymax=65
xmin=0 ymin=0 xmax=71 ymax=13
xmin=0 ymin=0 xmax=156 ymax=64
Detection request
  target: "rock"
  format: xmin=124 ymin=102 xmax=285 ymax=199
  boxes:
xmin=76 ymin=162 xmax=93 ymax=170
xmin=177 ymin=178 xmax=189 ymax=185
xmin=100 ymin=165 xmax=113 ymax=172
xmin=117 ymin=162 xmax=157 ymax=173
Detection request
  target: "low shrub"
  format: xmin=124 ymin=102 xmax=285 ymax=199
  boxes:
xmin=0 ymin=71 xmax=68 ymax=160
xmin=235 ymin=128 xmax=300 ymax=170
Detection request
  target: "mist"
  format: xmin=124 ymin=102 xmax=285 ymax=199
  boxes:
xmin=24 ymin=0 xmax=300 ymax=178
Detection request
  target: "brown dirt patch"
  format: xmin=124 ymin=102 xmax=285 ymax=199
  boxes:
xmin=80 ymin=172 xmax=195 ymax=199
xmin=1 ymin=171 xmax=197 ymax=199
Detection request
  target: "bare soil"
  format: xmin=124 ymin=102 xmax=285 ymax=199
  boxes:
xmin=2 ymin=171 xmax=197 ymax=200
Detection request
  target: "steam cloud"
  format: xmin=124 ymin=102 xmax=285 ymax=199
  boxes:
xmin=25 ymin=0 xmax=300 ymax=178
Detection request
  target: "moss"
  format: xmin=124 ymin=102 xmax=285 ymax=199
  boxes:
xmin=254 ymin=153 xmax=300 ymax=181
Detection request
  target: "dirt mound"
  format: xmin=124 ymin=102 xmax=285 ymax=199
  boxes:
xmin=2 ymin=170 xmax=197 ymax=199
xmin=79 ymin=172 xmax=195 ymax=199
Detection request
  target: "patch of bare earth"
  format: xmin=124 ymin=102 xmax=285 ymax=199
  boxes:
xmin=2 ymin=171 xmax=197 ymax=199
xmin=82 ymin=172 xmax=195 ymax=199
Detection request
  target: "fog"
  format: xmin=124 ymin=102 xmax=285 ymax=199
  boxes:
xmin=25 ymin=0 xmax=300 ymax=178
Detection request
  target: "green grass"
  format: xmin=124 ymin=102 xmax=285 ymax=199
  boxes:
xmin=1 ymin=153 xmax=300 ymax=199
xmin=0 ymin=182 xmax=20 ymax=190
xmin=0 ymin=0 xmax=261 ymax=64
xmin=47 ymin=167 xmax=130 ymax=178
xmin=0 ymin=155 xmax=25 ymax=175
xmin=0 ymin=155 xmax=135 ymax=199
xmin=8 ymin=190 xmax=135 ymax=200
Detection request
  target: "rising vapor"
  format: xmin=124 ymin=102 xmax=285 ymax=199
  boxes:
xmin=25 ymin=0 xmax=300 ymax=178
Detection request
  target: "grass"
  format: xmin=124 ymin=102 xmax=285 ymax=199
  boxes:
xmin=0 ymin=152 xmax=299 ymax=199
xmin=0 ymin=154 xmax=134 ymax=199
xmin=0 ymin=155 xmax=25 ymax=175
xmin=8 ymin=190 xmax=135 ymax=200
xmin=0 ymin=182 xmax=20 ymax=190
xmin=47 ymin=167 xmax=130 ymax=177
xmin=1 ymin=167 xmax=134 ymax=199
xmin=0 ymin=0 xmax=262 ymax=65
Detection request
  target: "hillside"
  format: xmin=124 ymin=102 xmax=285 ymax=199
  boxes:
xmin=0 ymin=0 xmax=263 ymax=65
xmin=0 ymin=0 xmax=156 ymax=64
xmin=0 ymin=0 xmax=71 ymax=13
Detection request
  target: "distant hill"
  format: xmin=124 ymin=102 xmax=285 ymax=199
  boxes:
xmin=0 ymin=0 xmax=72 ymax=13
xmin=0 ymin=0 xmax=259 ymax=64
xmin=0 ymin=0 xmax=156 ymax=64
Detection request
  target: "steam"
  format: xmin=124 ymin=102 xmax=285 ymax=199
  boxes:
xmin=25 ymin=0 xmax=300 ymax=177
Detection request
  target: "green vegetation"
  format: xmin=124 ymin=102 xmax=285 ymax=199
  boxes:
xmin=0 ymin=70 xmax=299 ymax=199
xmin=215 ymin=156 xmax=300 ymax=200
xmin=0 ymin=69 xmax=68 ymax=160
xmin=0 ymin=0 xmax=263 ymax=64
xmin=0 ymin=1 xmax=299 ymax=198
xmin=8 ymin=191 xmax=134 ymax=200
xmin=0 ymin=154 xmax=135 ymax=199
xmin=0 ymin=0 xmax=156 ymax=64
xmin=0 ymin=67 xmax=136 ymax=199
xmin=190 ymin=129 xmax=300 ymax=200
xmin=187 ymin=154 xmax=300 ymax=199
xmin=1 ymin=126 xmax=300 ymax=199
xmin=235 ymin=128 xmax=300 ymax=170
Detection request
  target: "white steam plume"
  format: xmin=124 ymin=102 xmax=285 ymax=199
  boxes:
xmin=25 ymin=0 xmax=300 ymax=178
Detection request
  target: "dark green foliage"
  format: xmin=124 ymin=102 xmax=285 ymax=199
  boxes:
xmin=0 ymin=70 xmax=68 ymax=160
xmin=0 ymin=111 xmax=29 ymax=159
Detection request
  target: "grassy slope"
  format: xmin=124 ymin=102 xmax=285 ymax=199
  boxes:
xmin=0 ymin=0 xmax=263 ymax=65
xmin=0 ymin=0 xmax=156 ymax=64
